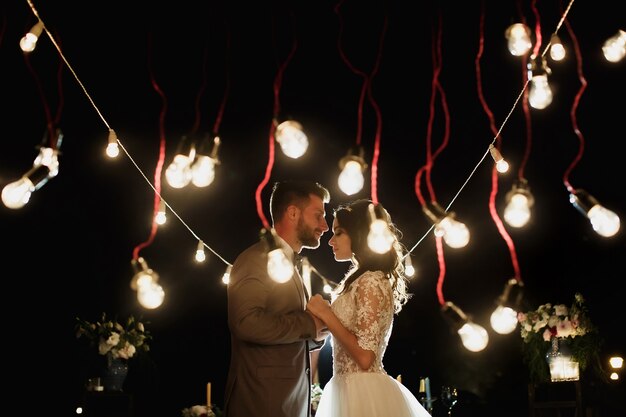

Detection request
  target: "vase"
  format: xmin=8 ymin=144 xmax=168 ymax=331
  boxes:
xmin=102 ymin=356 xmax=129 ymax=391
xmin=546 ymin=337 xmax=580 ymax=382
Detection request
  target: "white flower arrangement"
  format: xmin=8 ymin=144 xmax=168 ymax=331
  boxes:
xmin=75 ymin=313 xmax=151 ymax=360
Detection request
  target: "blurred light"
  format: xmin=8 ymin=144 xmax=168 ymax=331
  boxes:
xmin=404 ymin=254 xmax=415 ymax=277
xmin=155 ymin=200 xmax=167 ymax=225
xmin=609 ymin=356 xmax=623 ymax=369
xmin=602 ymin=30 xmax=626 ymax=62
xmin=367 ymin=203 xmax=394 ymax=254
xmin=106 ymin=130 xmax=120 ymax=158
xmin=338 ymin=146 xmax=367 ymax=195
xmin=261 ymin=228 xmax=294 ymax=283
xmin=569 ymin=189 xmax=620 ymax=237
xmin=490 ymin=278 xmax=524 ymax=334
xmin=504 ymin=179 xmax=534 ymax=228
xmin=20 ymin=20 xmax=44 ymax=53
xmin=505 ymin=23 xmax=532 ymax=56
xmin=276 ymin=120 xmax=308 ymax=159
xmin=424 ymin=203 xmax=470 ymax=249
xmin=442 ymin=301 xmax=489 ymax=352
xmin=222 ymin=265 xmax=232 ymax=285
xmin=195 ymin=240 xmax=206 ymax=263
xmin=549 ymin=34 xmax=566 ymax=61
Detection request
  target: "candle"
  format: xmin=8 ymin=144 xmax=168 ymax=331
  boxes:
xmin=207 ymin=382 xmax=211 ymax=407
xmin=425 ymin=377 xmax=431 ymax=403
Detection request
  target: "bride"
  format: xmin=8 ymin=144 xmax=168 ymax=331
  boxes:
xmin=307 ymin=199 xmax=431 ymax=417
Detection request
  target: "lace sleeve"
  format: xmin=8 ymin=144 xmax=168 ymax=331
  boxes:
xmin=353 ymin=271 xmax=392 ymax=353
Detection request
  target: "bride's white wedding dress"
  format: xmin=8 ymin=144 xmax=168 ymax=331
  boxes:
xmin=314 ymin=271 xmax=431 ymax=417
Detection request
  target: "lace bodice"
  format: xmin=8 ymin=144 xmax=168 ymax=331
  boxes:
xmin=330 ymin=270 xmax=393 ymax=375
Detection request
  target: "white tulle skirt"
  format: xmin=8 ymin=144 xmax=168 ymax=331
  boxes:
xmin=314 ymin=372 xmax=431 ymax=417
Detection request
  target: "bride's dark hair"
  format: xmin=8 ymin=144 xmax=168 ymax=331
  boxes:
xmin=333 ymin=199 xmax=412 ymax=313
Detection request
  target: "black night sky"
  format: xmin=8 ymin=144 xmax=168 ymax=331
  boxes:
xmin=1 ymin=1 xmax=624 ymax=416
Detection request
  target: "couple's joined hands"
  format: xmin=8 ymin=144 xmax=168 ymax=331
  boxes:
xmin=307 ymin=294 xmax=331 ymax=341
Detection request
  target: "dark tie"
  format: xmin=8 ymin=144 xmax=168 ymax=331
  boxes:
xmin=293 ymin=254 xmax=310 ymax=301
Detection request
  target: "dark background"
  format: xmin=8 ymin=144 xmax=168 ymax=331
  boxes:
xmin=1 ymin=1 xmax=624 ymax=416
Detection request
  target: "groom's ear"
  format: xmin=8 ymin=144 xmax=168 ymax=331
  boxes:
xmin=287 ymin=205 xmax=299 ymax=221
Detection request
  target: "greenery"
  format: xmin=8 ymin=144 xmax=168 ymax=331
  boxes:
xmin=517 ymin=293 xmax=603 ymax=382
xmin=75 ymin=312 xmax=151 ymax=360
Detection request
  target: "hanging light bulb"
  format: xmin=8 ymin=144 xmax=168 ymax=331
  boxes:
xmin=130 ymin=257 xmax=165 ymax=308
xmin=549 ymin=34 xmax=566 ymax=61
xmin=275 ymin=120 xmax=309 ymax=159
xmin=260 ymin=228 xmax=294 ymax=283
xmin=106 ymin=130 xmax=120 ymax=158
xmin=191 ymin=136 xmax=221 ymax=187
xmin=488 ymin=144 xmax=509 ymax=173
xmin=602 ymin=30 xmax=626 ymax=63
xmin=404 ymin=254 xmax=415 ymax=277
xmin=1 ymin=165 xmax=50 ymax=209
xmin=155 ymin=199 xmax=167 ymax=225
xmin=137 ymin=281 xmax=165 ymax=309
xmin=338 ymin=146 xmax=367 ymax=195
xmin=527 ymin=57 xmax=553 ymax=109
xmin=490 ymin=278 xmax=524 ymax=334
xmin=165 ymin=136 xmax=195 ymax=188
xmin=504 ymin=179 xmax=534 ymax=228
xmin=195 ymin=240 xmax=206 ymax=263
xmin=442 ymin=301 xmax=489 ymax=352
xmin=20 ymin=20 xmax=44 ymax=53
xmin=569 ymin=189 xmax=620 ymax=237
xmin=222 ymin=265 xmax=233 ymax=285
xmin=505 ymin=23 xmax=532 ymax=56
xmin=367 ymin=203 xmax=395 ymax=254
xmin=423 ymin=203 xmax=470 ymax=249
xmin=323 ymin=280 xmax=333 ymax=294
xmin=130 ymin=257 xmax=159 ymax=291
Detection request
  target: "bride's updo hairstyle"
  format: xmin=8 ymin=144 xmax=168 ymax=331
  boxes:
xmin=334 ymin=199 xmax=411 ymax=313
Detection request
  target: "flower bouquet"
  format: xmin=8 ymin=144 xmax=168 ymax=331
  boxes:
xmin=311 ymin=382 xmax=324 ymax=415
xmin=517 ymin=293 xmax=602 ymax=382
xmin=76 ymin=312 xmax=151 ymax=360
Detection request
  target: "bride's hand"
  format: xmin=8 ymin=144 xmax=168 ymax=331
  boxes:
xmin=307 ymin=294 xmax=331 ymax=320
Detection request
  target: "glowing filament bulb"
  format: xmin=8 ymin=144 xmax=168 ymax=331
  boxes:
xmin=490 ymin=305 xmax=519 ymax=334
xmin=20 ymin=20 xmax=44 ymax=53
xmin=195 ymin=240 xmax=206 ymax=263
xmin=529 ymin=74 xmax=553 ymax=109
xmin=489 ymin=145 xmax=509 ymax=173
xmin=222 ymin=265 xmax=232 ymax=285
xmin=338 ymin=160 xmax=365 ymax=195
xmin=155 ymin=200 xmax=167 ymax=225
xmin=603 ymin=30 xmax=626 ymax=62
xmin=549 ymin=34 xmax=566 ymax=61
xmin=505 ymin=23 xmax=532 ymax=56
xmin=276 ymin=120 xmax=309 ymax=159
xmin=458 ymin=322 xmax=489 ymax=352
xmin=434 ymin=216 xmax=470 ymax=248
xmin=1 ymin=177 xmax=35 ymax=209
xmin=191 ymin=155 xmax=217 ymax=187
xmin=137 ymin=281 xmax=165 ymax=309
xmin=587 ymin=205 xmax=620 ymax=237
xmin=609 ymin=357 xmax=623 ymax=369
xmin=106 ymin=130 xmax=120 ymax=158
xmin=165 ymin=154 xmax=193 ymax=188
xmin=504 ymin=193 xmax=531 ymax=228
xmin=267 ymin=248 xmax=294 ymax=283
xmin=366 ymin=203 xmax=394 ymax=253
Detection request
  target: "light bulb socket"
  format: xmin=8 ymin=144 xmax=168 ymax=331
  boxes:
xmin=422 ymin=202 xmax=450 ymax=224
xmin=498 ymin=278 xmax=524 ymax=309
xmin=24 ymin=164 xmax=51 ymax=191
xmin=339 ymin=145 xmax=368 ymax=171
xmin=569 ymin=189 xmax=599 ymax=216
xmin=441 ymin=301 xmax=469 ymax=331
xmin=260 ymin=227 xmax=279 ymax=252
xmin=527 ymin=55 xmax=551 ymax=78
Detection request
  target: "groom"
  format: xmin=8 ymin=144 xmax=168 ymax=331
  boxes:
xmin=224 ymin=180 xmax=331 ymax=417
